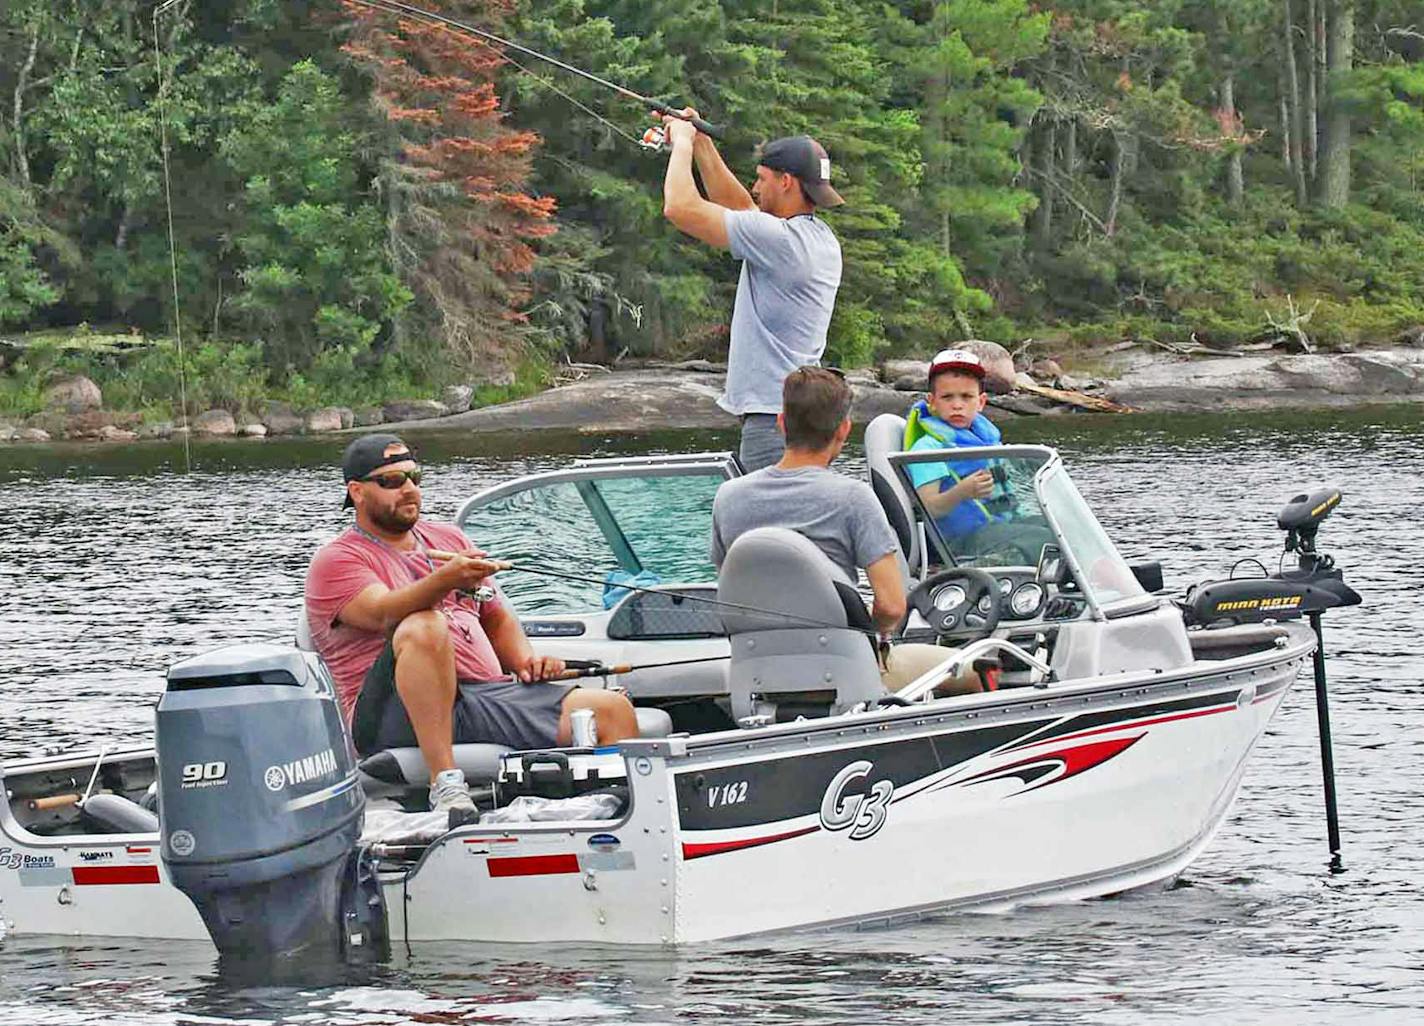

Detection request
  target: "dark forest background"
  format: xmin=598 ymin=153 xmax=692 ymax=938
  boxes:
xmin=2 ymin=1 xmax=1422 ymax=416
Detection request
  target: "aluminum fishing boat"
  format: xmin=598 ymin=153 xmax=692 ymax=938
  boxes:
xmin=0 ymin=427 xmax=1358 ymax=961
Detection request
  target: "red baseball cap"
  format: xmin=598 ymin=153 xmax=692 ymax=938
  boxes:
xmin=927 ymin=349 xmax=986 ymax=385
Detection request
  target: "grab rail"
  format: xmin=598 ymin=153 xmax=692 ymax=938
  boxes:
xmin=892 ymin=640 xmax=1054 ymax=704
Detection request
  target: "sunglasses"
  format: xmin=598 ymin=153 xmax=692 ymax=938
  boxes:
xmin=362 ymin=468 xmax=423 ymax=489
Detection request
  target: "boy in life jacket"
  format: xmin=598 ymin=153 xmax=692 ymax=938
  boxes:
xmin=903 ymin=349 xmax=1012 ymax=541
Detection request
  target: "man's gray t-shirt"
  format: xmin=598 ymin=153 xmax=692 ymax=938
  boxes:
xmin=709 ymin=466 xmax=898 ymax=582
xmin=720 ymin=209 xmax=842 ymax=416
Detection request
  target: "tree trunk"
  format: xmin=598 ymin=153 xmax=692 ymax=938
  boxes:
xmin=1316 ymin=0 xmax=1355 ymax=208
xmin=1283 ymin=0 xmax=1309 ymax=206
xmin=1314 ymin=0 xmax=1327 ymax=177
xmin=1221 ymin=73 xmax=1244 ymax=206
xmin=1030 ymin=115 xmax=1056 ymax=249
xmin=1277 ymin=65 xmax=1291 ymax=166
xmin=12 ymin=26 xmax=39 ymax=190
xmin=1305 ymin=0 xmax=1319 ymax=180
xmin=1063 ymin=117 xmax=1077 ymax=180
xmin=1104 ymin=132 xmax=1126 ymax=237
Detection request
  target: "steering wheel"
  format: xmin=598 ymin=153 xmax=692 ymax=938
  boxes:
xmin=907 ymin=567 xmax=1003 ymax=642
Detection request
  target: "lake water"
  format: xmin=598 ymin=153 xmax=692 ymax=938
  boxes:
xmin=0 ymin=405 xmax=1420 ymax=1024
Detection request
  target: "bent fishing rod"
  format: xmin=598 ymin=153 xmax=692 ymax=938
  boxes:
xmin=343 ymin=0 xmax=723 ymax=140
xmin=425 ymin=549 xmax=884 ymax=639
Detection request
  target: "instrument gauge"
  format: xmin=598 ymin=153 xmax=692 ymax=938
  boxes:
xmin=998 ymin=578 xmax=1013 ymax=596
xmin=933 ymin=585 xmax=966 ymax=611
xmin=1010 ymin=582 xmax=1045 ymax=617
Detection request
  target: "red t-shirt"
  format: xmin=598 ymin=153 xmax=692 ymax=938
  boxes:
xmin=304 ymin=522 xmax=509 ymax=720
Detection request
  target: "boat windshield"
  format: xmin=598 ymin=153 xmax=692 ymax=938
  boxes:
xmin=891 ymin=446 xmax=1145 ymax=607
xmin=458 ymin=464 xmax=728 ymax=614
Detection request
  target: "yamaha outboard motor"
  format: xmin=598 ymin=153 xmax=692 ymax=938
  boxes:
xmin=156 ymin=643 xmax=385 ymax=969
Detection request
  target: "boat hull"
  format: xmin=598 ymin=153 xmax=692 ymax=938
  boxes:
xmin=0 ymin=629 xmax=1311 ymax=947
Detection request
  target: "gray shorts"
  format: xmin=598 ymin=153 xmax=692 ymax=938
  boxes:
xmin=356 ymin=640 xmax=574 ymax=753
xmin=739 ymin=413 xmax=784 ymax=472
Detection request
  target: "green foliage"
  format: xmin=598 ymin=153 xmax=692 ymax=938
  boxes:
xmin=220 ymin=60 xmax=411 ymax=372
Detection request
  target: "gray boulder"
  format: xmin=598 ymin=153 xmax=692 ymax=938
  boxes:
xmin=140 ymin=421 xmax=174 ymax=440
xmin=261 ymin=401 xmax=304 ymax=436
xmin=959 ymin=340 xmax=1017 ymax=394
xmin=305 ymin=407 xmax=345 ymax=433
xmin=43 ymin=374 xmax=102 ymax=413
xmin=383 ymin=399 xmax=449 ymax=422
xmin=17 ymin=427 xmax=51 ymax=442
xmin=0 ymin=422 xmax=15 ymax=442
xmin=353 ymin=406 xmax=384 ymax=427
xmin=882 ymin=359 xmax=929 ymax=387
xmin=336 ymin=406 xmax=354 ymax=429
xmin=98 ymin=424 xmax=138 ymax=442
xmin=1029 ymin=358 xmax=1063 ymax=380
xmin=442 ymin=385 xmax=474 ymax=414
xmin=193 ymin=409 xmax=236 ymax=436
xmin=240 ymin=423 xmax=268 ymax=438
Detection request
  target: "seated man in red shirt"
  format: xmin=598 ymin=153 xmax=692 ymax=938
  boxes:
xmin=305 ymin=434 xmax=638 ymax=813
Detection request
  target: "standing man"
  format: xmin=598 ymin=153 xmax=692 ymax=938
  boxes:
xmin=659 ymin=112 xmax=844 ymax=471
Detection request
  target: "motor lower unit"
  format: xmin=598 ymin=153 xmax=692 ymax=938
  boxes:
xmin=155 ymin=643 xmax=384 ymax=968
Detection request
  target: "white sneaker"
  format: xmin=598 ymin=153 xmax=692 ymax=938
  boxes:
xmin=429 ymin=768 xmax=476 ymax=813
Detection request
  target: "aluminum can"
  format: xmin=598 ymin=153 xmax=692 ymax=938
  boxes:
xmin=570 ymin=708 xmax=598 ymax=748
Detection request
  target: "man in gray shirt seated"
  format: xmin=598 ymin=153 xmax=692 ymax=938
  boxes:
xmin=710 ymin=367 xmax=979 ymax=694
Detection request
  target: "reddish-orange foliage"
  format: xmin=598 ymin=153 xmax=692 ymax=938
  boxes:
xmin=340 ymin=0 xmax=555 ymax=348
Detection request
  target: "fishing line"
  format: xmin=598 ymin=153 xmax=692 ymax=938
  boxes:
xmin=427 ymin=552 xmax=882 ymax=638
xmin=344 ymin=0 xmax=722 ymax=139
xmin=152 ymin=0 xmax=192 ymax=474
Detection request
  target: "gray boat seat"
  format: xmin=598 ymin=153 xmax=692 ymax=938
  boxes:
xmin=357 ymin=706 xmax=673 ymax=796
xmin=718 ymin=527 xmax=885 ymax=721
xmin=864 ymin=413 xmax=918 ymax=581
xmin=79 ymin=793 xmax=160 ymax=834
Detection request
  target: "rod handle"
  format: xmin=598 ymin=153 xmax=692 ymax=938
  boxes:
xmin=648 ymin=99 xmax=724 ymax=141
xmin=551 ymin=664 xmax=632 ymax=681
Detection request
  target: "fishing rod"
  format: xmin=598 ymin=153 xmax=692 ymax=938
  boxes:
xmin=549 ymin=655 xmax=729 ymax=682
xmin=343 ymin=0 xmax=724 ymax=140
xmin=424 ymin=550 xmax=883 ymax=639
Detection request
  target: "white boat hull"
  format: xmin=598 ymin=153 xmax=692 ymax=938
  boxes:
xmin=0 ymin=629 xmax=1310 ymax=947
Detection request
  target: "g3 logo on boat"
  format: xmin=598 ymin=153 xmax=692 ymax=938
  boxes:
xmin=819 ymin=761 xmax=893 ymax=841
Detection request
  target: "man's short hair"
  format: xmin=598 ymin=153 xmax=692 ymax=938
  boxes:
xmin=782 ymin=366 xmax=852 ymax=450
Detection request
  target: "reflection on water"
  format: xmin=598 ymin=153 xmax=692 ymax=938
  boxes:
xmin=1 ymin=404 xmax=1421 ymax=1023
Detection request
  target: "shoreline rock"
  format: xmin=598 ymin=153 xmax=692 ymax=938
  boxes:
xmin=3 ymin=345 xmax=1422 ymax=447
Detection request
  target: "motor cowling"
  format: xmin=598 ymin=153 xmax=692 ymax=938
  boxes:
xmin=156 ymin=643 xmax=376 ymax=968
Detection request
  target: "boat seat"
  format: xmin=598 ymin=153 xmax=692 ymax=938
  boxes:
xmin=718 ymin=527 xmax=884 ymax=721
xmin=357 ymin=706 xmax=672 ymax=797
xmin=864 ymin=413 xmax=919 ymax=581
xmin=79 ymin=793 xmax=160 ymax=834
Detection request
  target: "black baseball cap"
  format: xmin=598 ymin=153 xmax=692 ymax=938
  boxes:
xmin=758 ymin=135 xmax=845 ymax=208
xmin=341 ymin=433 xmax=414 ymax=509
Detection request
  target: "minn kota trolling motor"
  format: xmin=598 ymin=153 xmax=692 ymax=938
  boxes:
xmin=1182 ymin=485 xmax=1362 ymax=870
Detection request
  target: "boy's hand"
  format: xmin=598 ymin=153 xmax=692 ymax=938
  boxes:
xmin=954 ymin=470 xmax=994 ymax=501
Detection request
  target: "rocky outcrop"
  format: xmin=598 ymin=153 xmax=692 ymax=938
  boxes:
xmin=957 ymin=340 xmax=1017 ymax=394
xmin=305 ymin=407 xmax=345 ymax=433
xmin=383 ymin=399 xmax=448 ymax=422
xmin=442 ymin=385 xmax=474 ymax=414
xmin=353 ymin=406 xmax=384 ymax=427
xmin=240 ymin=422 xmax=267 ymax=438
xmin=43 ymin=374 xmax=102 ymax=413
xmin=193 ymin=409 xmax=236 ymax=436
xmin=261 ymin=401 xmax=304 ymax=436
xmin=1104 ymin=349 xmax=1424 ymax=410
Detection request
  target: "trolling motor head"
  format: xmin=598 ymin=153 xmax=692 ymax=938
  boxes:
xmin=1277 ymin=485 xmax=1342 ymax=573
xmin=1182 ymin=484 xmax=1359 ymax=627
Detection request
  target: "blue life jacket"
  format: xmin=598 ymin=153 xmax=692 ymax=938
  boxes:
xmin=903 ymin=401 xmax=1008 ymax=539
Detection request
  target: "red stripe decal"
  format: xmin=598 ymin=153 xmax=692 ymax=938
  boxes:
xmin=125 ymin=846 xmax=151 ymax=855
xmin=72 ymin=865 xmax=160 ymax=886
xmin=681 ymin=825 xmax=818 ymax=861
xmin=486 ymin=853 xmax=580 ymax=878
xmin=963 ymin=734 xmax=1144 ymax=794
xmin=1010 ymin=704 xmax=1234 ymax=752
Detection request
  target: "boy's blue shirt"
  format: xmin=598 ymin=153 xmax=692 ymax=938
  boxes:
xmin=903 ymin=400 xmax=1001 ymax=539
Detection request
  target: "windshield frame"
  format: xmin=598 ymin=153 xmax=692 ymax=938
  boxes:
xmin=888 ymin=444 xmax=1154 ymax=620
xmin=455 ymin=456 xmax=740 ymax=582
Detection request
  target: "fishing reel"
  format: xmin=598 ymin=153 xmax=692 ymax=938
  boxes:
xmin=639 ymin=125 xmax=668 ymax=152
